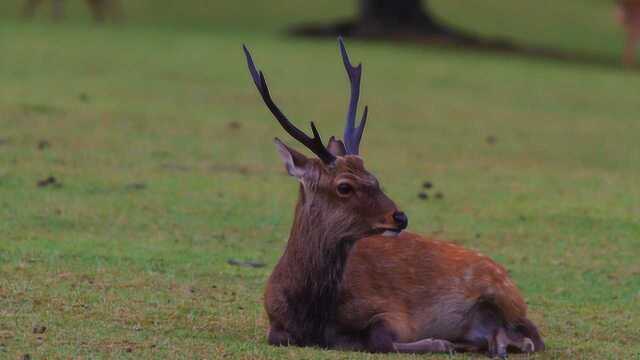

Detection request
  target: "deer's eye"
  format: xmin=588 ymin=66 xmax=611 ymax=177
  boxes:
xmin=337 ymin=183 xmax=354 ymax=196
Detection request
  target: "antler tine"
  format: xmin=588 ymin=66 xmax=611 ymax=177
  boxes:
xmin=338 ymin=37 xmax=367 ymax=155
xmin=243 ymin=45 xmax=336 ymax=164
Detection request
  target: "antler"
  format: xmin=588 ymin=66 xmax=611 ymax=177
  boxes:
xmin=243 ymin=45 xmax=336 ymax=164
xmin=338 ymin=37 xmax=368 ymax=155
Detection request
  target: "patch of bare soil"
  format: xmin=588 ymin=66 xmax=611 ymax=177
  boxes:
xmin=37 ymin=176 xmax=61 ymax=188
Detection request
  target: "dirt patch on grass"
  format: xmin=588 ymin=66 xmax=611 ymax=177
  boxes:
xmin=92 ymin=339 xmax=140 ymax=354
xmin=37 ymin=176 xmax=61 ymax=188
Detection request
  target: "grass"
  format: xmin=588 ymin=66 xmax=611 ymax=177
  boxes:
xmin=1 ymin=0 xmax=639 ymax=358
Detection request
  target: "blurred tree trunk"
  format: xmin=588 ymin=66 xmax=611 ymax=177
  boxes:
xmin=291 ymin=0 xmax=472 ymax=40
xmin=356 ymin=0 xmax=447 ymax=36
xmin=291 ymin=0 xmax=619 ymax=69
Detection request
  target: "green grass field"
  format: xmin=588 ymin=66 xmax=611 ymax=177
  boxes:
xmin=1 ymin=1 xmax=639 ymax=358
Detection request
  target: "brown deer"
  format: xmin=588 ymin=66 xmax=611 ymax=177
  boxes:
xmin=617 ymin=0 xmax=640 ymax=66
xmin=22 ymin=0 xmax=122 ymax=22
xmin=243 ymin=38 xmax=544 ymax=358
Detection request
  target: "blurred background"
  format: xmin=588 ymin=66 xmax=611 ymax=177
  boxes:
xmin=1 ymin=0 xmax=639 ymax=358
xmin=0 ymin=0 xmax=634 ymax=57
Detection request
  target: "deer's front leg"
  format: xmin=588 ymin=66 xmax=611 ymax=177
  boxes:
xmin=267 ymin=325 xmax=293 ymax=346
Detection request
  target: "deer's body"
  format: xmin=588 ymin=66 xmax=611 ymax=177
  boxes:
xmin=338 ymin=232 xmax=543 ymax=352
xmin=264 ymin=185 xmax=542 ymax=355
xmin=244 ymin=39 xmax=544 ymax=358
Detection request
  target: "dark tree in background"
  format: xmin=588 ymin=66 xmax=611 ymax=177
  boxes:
xmin=291 ymin=0 xmax=617 ymax=66
xmin=292 ymin=0 xmax=478 ymax=44
xmin=355 ymin=0 xmax=448 ymax=36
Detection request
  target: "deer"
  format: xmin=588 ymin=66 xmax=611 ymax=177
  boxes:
xmin=242 ymin=38 xmax=545 ymax=358
xmin=617 ymin=0 xmax=640 ymax=66
xmin=22 ymin=0 xmax=122 ymax=22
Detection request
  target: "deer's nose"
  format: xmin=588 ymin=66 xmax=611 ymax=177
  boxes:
xmin=392 ymin=211 xmax=408 ymax=230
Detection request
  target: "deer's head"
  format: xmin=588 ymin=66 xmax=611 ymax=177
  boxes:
xmin=243 ymin=38 xmax=408 ymax=240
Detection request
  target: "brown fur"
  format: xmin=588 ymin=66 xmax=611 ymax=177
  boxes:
xmin=265 ymin=152 xmax=544 ymax=356
xmin=265 ymin=153 xmax=400 ymax=347
xmin=251 ymin=38 xmax=543 ymax=357
xmin=338 ymin=232 xmax=527 ymax=341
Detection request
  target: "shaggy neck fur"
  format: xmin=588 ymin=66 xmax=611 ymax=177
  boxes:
xmin=278 ymin=184 xmax=361 ymax=347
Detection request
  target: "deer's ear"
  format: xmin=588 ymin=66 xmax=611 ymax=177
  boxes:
xmin=326 ymin=136 xmax=346 ymax=156
xmin=274 ymin=138 xmax=309 ymax=179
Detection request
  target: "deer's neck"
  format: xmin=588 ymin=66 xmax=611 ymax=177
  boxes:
xmin=277 ymin=188 xmax=357 ymax=347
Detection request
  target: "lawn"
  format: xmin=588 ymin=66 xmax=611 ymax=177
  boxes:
xmin=1 ymin=0 xmax=639 ymax=358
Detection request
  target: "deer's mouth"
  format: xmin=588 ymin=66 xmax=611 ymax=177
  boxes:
xmin=369 ymin=227 xmax=403 ymax=237
xmin=381 ymin=229 xmax=401 ymax=237
xmin=370 ymin=211 xmax=408 ymax=236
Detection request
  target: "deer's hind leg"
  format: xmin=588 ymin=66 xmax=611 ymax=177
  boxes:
xmin=392 ymin=337 xmax=455 ymax=354
xmin=365 ymin=319 xmax=454 ymax=354
xmin=463 ymin=302 xmax=541 ymax=358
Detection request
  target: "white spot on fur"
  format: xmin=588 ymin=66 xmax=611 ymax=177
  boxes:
xmin=382 ymin=230 xmax=400 ymax=237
